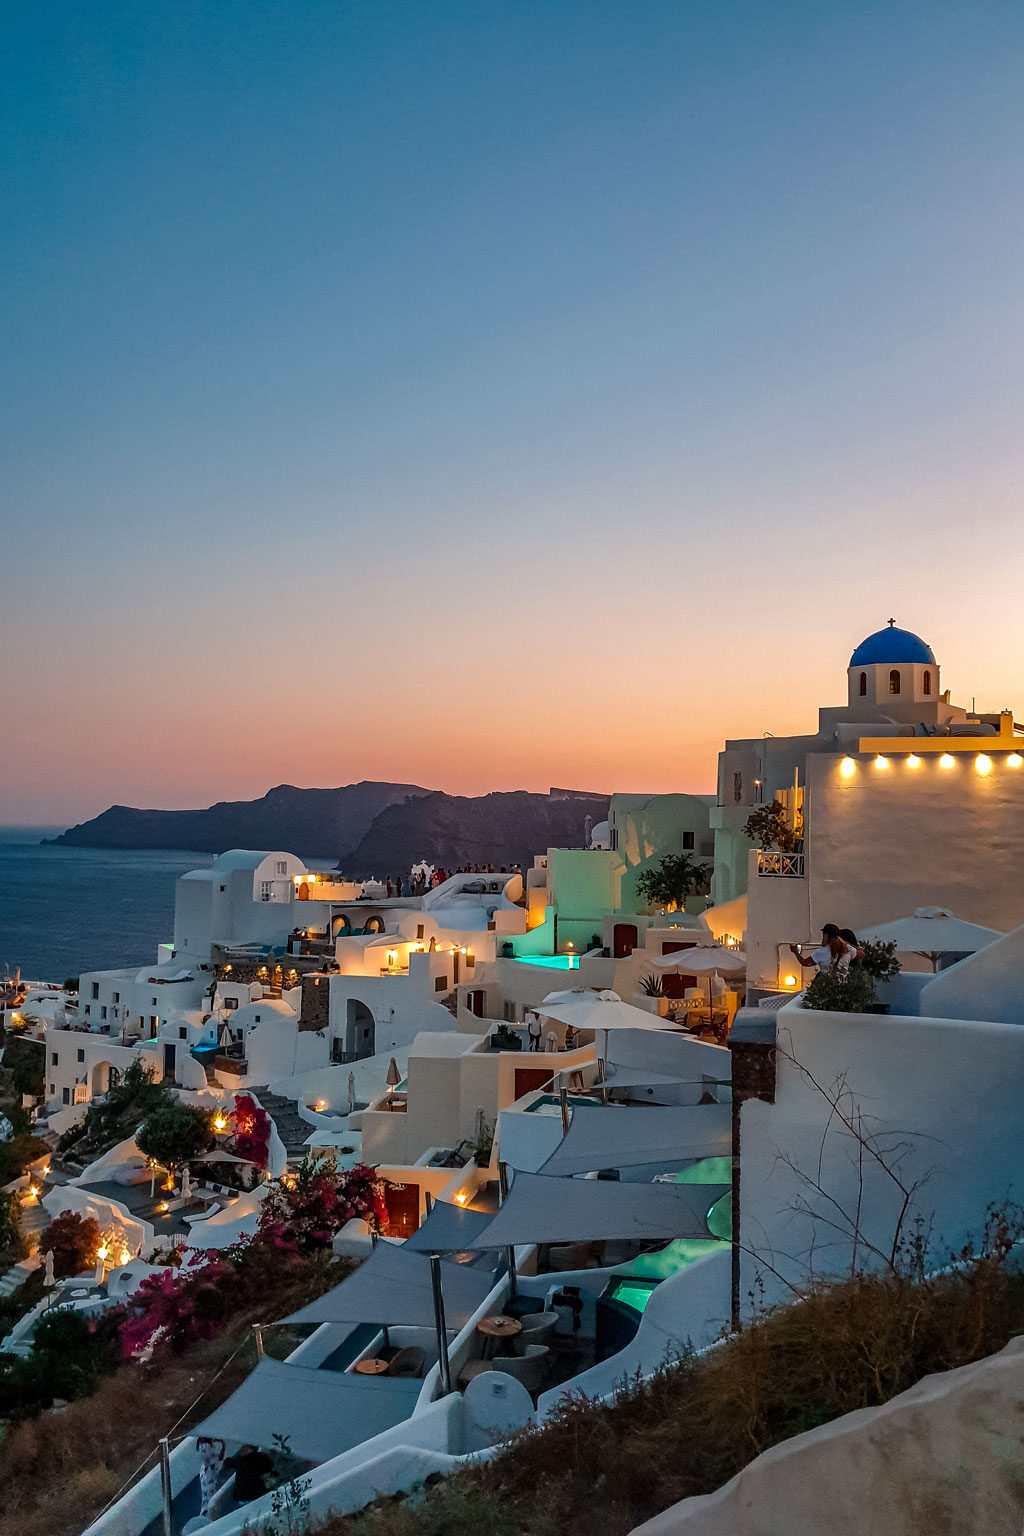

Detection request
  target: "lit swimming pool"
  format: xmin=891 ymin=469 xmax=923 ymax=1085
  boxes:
xmin=511 ymin=954 xmax=580 ymax=970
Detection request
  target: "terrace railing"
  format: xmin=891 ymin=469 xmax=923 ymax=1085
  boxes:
xmin=756 ymin=850 xmax=805 ymax=878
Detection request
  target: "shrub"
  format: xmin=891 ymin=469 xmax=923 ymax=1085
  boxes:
xmin=38 ymin=1211 xmax=101 ymax=1277
xmin=802 ymin=962 xmax=875 ymax=1013
xmin=743 ymin=799 xmax=798 ymax=853
xmin=231 ymin=1094 xmax=272 ymax=1169
xmin=136 ymin=1104 xmax=214 ymax=1172
xmin=56 ymin=1060 xmax=175 ymax=1167
xmin=636 ymin=854 xmax=711 ymax=912
xmin=859 ymin=938 xmax=902 ymax=984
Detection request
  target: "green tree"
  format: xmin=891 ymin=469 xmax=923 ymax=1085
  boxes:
xmin=743 ymin=799 xmax=798 ymax=852
xmin=38 ymin=1211 xmax=101 ymax=1277
xmin=136 ymin=1104 xmax=214 ymax=1172
xmin=635 ymin=853 xmax=711 ymax=913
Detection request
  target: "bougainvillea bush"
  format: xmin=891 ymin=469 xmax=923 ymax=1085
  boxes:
xmin=230 ymin=1093 xmax=272 ymax=1169
xmin=120 ymin=1157 xmax=388 ymax=1361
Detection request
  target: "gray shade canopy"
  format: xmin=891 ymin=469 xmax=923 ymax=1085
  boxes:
xmin=536 ymin=1103 xmax=731 ymax=1178
xmin=192 ymin=1357 xmax=420 ymax=1464
xmin=285 ymin=1239 xmax=494 ymax=1329
xmin=403 ymin=1200 xmax=492 ymax=1253
xmin=460 ymin=1171 xmax=730 ymax=1248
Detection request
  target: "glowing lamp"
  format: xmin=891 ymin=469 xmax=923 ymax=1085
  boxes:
xmin=118 ymin=1246 xmax=131 ymax=1266
xmin=783 ymin=974 xmax=798 ymax=988
xmin=976 ymin=754 xmax=993 ymax=775
xmin=1009 ymin=753 xmax=1023 ymax=768
xmin=906 ymin=754 xmax=921 ymax=769
xmin=839 ymin=757 xmax=856 ymax=778
xmin=874 ymin=755 xmax=889 ymax=769
xmin=939 ymin=753 xmax=956 ymax=769
xmin=213 ymin=1112 xmax=228 ymax=1133
xmin=158 ymin=1201 xmax=169 ymax=1213
xmin=316 ymin=1098 xmax=328 ymax=1112
xmin=454 ymin=1191 xmax=469 ymax=1206
xmin=96 ymin=1245 xmax=109 ymax=1262
xmin=28 ymin=1185 xmax=38 ymax=1198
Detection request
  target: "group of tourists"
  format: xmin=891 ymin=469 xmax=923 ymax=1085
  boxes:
xmin=789 ymin=923 xmax=864 ymax=973
xmin=380 ymin=862 xmax=523 ymax=898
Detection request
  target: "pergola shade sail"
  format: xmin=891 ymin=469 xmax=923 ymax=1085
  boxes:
xmin=536 ymin=1104 xmax=731 ymax=1177
xmin=461 ymin=1171 xmax=730 ymax=1248
xmin=285 ymin=1239 xmax=494 ymax=1330
xmin=192 ymin=1357 xmax=420 ymax=1464
xmin=403 ymin=1200 xmax=492 ymax=1253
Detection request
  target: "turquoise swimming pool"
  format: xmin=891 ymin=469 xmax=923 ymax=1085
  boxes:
xmin=511 ymin=953 xmax=580 ymax=970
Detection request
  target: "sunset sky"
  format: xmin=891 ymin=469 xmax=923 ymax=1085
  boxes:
xmin=3 ymin=2 xmax=1024 ymax=826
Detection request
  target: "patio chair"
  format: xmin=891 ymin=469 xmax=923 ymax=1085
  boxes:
xmin=493 ymin=1344 xmax=550 ymax=1395
xmin=386 ymin=1345 xmax=426 ymax=1378
xmin=514 ymin=1311 xmax=558 ymax=1353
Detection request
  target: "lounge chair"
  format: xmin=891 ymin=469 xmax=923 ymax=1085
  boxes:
xmin=514 ymin=1311 xmax=558 ymax=1353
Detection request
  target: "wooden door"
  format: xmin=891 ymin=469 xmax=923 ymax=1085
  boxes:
xmin=514 ymin=1067 xmax=553 ymax=1100
xmin=382 ymin=1180 xmax=420 ymax=1238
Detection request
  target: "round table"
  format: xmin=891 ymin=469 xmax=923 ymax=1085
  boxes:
xmin=353 ymin=1356 xmax=389 ymax=1376
xmin=476 ymin=1314 xmax=522 ymax=1358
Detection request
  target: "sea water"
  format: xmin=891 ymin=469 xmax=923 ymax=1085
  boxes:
xmin=0 ymin=827 xmax=214 ymax=981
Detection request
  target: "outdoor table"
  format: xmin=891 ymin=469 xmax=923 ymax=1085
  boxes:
xmin=476 ymin=1314 xmax=522 ymax=1358
xmin=352 ymin=1356 xmax=390 ymax=1375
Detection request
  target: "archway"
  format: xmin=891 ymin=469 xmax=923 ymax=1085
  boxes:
xmin=344 ymin=999 xmax=375 ymax=1061
xmin=362 ymin=914 xmax=385 ymax=935
xmin=90 ymin=1060 xmax=120 ymax=1098
xmin=331 ymin=914 xmax=353 ymax=939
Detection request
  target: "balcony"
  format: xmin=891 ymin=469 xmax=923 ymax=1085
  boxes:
xmin=756 ymin=850 xmax=805 ymax=878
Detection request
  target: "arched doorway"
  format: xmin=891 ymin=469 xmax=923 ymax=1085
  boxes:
xmin=362 ymin=914 xmax=385 ymax=935
xmin=90 ymin=1060 xmax=120 ymax=1098
xmin=344 ymin=1000 xmax=375 ymax=1061
xmin=331 ymin=914 xmax=352 ymax=939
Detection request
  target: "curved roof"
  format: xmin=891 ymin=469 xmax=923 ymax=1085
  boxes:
xmin=849 ymin=626 xmax=936 ymax=667
xmin=211 ymin=850 xmax=273 ymax=872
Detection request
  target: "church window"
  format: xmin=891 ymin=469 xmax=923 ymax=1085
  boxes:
xmin=923 ymin=670 xmax=931 ymax=696
xmin=859 ymin=672 xmax=867 ymax=697
xmin=889 ymin=670 xmax=901 ymax=695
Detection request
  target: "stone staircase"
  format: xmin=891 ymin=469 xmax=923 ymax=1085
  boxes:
xmin=0 ymin=1254 xmax=41 ymax=1297
xmin=252 ymin=1090 xmax=310 ymax=1160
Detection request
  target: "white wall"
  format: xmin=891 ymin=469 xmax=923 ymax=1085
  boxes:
xmin=739 ymin=1003 xmax=1024 ymax=1305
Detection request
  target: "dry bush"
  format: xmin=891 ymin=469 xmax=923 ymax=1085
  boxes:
xmin=322 ymin=1226 xmax=1024 ymax=1536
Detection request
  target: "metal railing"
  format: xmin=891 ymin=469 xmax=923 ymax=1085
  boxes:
xmin=756 ymin=850 xmax=805 ymax=877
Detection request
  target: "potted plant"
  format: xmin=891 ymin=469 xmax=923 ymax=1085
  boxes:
xmin=634 ymin=973 xmax=671 ymax=1017
xmin=859 ymin=938 xmax=902 ymax=1014
xmin=802 ymin=940 xmax=901 ymax=1016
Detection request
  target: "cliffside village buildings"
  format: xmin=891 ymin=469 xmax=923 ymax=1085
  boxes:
xmin=9 ymin=622 xmax=1024 ymax=1536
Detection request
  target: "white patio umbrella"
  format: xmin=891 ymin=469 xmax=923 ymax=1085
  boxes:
xmin=539 ymin=989 xmax=669 ymax=1033
xmin=649 ymin=947 xmax=747 ymax=1017
xmin=856 ymin=908 xmax=1003 ymax=971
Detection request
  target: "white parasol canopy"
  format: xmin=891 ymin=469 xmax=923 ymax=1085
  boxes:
xmin=650 ymin=947 xmax=747 ymax=975
xmin=857 ymin=908 xmax=1002 ymax=965
xmin=539 ymin=989 xmax=669 ymax=1033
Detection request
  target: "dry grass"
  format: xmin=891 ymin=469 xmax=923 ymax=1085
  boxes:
xmin=0 ymin=1251 xmax=346 ymax=1536
xmin=321 ymin=1242 xmax=1024 ymax=1536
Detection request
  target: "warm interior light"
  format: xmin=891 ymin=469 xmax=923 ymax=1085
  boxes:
xmin=874 ymin=754 xmax=889 ymax=769
xmin=783 ymin=974 xmax=798 ymax=988
xmin=976 ymin=754 xmax=993 ymax=775
xmin=213 ymin=1112 xmax=228 ymax=1133
xmin=839 ymin=757 xmax=856 ymax=778
xmin=454 ymin=1191 xmax=469 ymax=1205
xmin=158 ymin=1201 xmax=169 ymax=1213
xmin=939 ymin=753 xmax=956 ymax=769
xmin=28 ymin=1185 xmax=38 ymax=1198
xmin=316 ymin=1098 xmax=328 ymax=1112
xmin=96 ymin=1245 xmax=108 ymax=1261
xmin=118 ymin=1246 xmax=131 ymax=1266
xmin=906 ymin=754 xmax=921 ymax=769
xmin=1009 ymin=753 xmax=1023 ymax=768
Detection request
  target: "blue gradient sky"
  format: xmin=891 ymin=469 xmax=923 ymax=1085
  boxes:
xmin=3 ymin=2 xmax=1023 ymax=824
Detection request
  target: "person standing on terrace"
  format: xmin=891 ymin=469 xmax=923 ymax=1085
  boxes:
xmin=789 ymin=924 xmax=856 ymax=973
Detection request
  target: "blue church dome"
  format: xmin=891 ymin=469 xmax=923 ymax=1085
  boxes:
xmin=849 ymin=625 xmax=936 ymax=667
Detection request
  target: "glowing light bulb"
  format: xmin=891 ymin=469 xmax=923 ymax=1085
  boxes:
xmin=455 ymin=1191 xmax=469 ymax=1205
xmin=939 ymin=753 xmax=956 ymax=769
xmin=783 ymin=974 xmax=798 ymax=988
xmin=213 ymin=1112 xmax=228 ymax=1133
xmin=119 ymin=1246 xmax=131 ymax=1266
xmin=1009 ymin=753 xmax=1023 ymax=768
xmin=874 ymin=755 xmax=889 ymax=769
xmin=96 ymin=1245 xmax=108 ymax=1261
xmin=976 ymin=754 xmax=993 ymax=776
xmin=906 ymin=754 xmax=921 ymax=769
xmin=839 ymin=757 xmax=856 ymax=779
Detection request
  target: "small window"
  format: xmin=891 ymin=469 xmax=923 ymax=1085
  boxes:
xmin=699 ymin=837 xmax=715 ymax=858
xmin=48 ymin=1083 xmax=54 ymax=1097
xmin=923 ymin=669 xmax=931 ymax=696
xmin=51 ymin=1052 xmax=58 ymax=1066
xmin=681 ymin=831 xmax=695 ymax=850
xmin=84 ymin=1004 xmax=90 ymax=1016
xmin=434 ymin=975 xmax=448 ymax=992
xmin=859 ymin=671 xmax=867 ymax=697
xmin=179 ymin=1027 xmax=188 ymax=1040
xmin=91 ymin=982 xmax=100 ymax=999
xmin=101 ymin=1006 xmax=107 ymax=1020
xmin=77 ymin=1048 xmax=85 ymax=1063
xmin=733 ymin=771 xmax=743 ymax=804
xmin=253 ymin=1013 xmax=261 ymax=1023
xmin=503 ymin=1000 xmax=518 ymax=1022
xmin=112 ymin=992 xmax=120 ymax=1004
xmin=223 ymin=996 xmax=238 ymax=1012
xmin=889 ymin=669 xmax=901 ymax=695
xmin=63 ymin=1087 xmax=70 ymax=1105
xmin=152 ymin=996 xmax=158 ymax=1006
xmin=276 ymin=860 xmax=287 ymax=875
xmin=416 ymin=924 xmax=424 ymax=940
xmin=219 ymin=884 xmax=226 ymax=893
